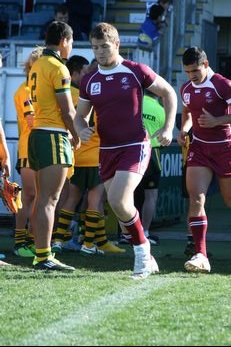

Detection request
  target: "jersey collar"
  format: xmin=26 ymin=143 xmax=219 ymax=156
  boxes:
xmin=192 ymin=67 xmax=215 ymax=88
xmin=43 ymin=49 xmax=64 ymax=64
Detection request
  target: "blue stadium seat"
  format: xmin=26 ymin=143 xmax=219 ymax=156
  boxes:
xmin=34 ymin=0 xmax=65 ymax=12
xmin=20 ymin=11 xmax=53 ymax=40
xmin=0 ymin=1 xmax=23 ymax=37
xmin=91 ymin=0 xmax=105 ymax=23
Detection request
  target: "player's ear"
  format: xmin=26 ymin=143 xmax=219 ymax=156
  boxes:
xmin=204 ymin=60 xmax=209 ymax=68
xmin=115 ymin=40 xmax=120 ymax=50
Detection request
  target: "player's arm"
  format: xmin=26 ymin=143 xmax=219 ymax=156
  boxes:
xmin=25 ymin=113 xmax=34 ymax=129
xmin=14 ymin=87 xmax=34 ymax=130
xmin=0 ymin=123 xmax=11 ymax=177
xmin=199 ymin=77 xmax=231 ymax=127
xmin=198 ymin=107 xmax=231 ymax=127
xmin=147 ymin=74 xmax=177 ymax=146
xmin=23 ymin=87 xmax=34 ymax=129
xmin=56 ymin=92 xmax=79 ymax=148
xmin=177 ymin=106 xmax=192 ymax=146
xmin=74 ymin=98 xmax=94 ymax=143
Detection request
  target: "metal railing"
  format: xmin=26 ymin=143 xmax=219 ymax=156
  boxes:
xmin=0 ymin=39 xmax=139 ymax=68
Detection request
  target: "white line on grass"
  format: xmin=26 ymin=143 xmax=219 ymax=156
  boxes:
xmin=20 ymin=277 xmax=177 ymax=346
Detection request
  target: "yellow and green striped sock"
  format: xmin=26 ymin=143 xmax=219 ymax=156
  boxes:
xmin=14 ymin=228 xmax=27 ymax=247
xmin=83 ymin=210 xmax=99 ymax=248
xmin=54 ymin=209 xmax=74 ymax=243
xmin=35 ymin=247 xmax=52 ymax=262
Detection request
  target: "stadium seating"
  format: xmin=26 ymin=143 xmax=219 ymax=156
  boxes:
xmin=0 ymin=1 xmax=23 ymax=37
xmin=34 ymin=0 xmax=65 ymax=12
xmin=20 ymin=11 xmax=53 ymax=40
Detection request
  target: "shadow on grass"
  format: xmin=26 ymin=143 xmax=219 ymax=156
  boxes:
xmin=1 ymin=238 xmax=230 ymax=276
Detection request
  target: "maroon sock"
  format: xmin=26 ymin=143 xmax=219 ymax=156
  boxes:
xmin=189 ymin=216 xmax=208 ymax=257
xmin=120 ymin=210 xmax=146 ymax=246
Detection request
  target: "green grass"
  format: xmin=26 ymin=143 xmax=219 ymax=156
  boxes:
xmin=0 ymin=239 xmax=230 ymax=346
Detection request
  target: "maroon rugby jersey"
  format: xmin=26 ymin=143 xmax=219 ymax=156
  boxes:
xmin=79 ymin=57 xmax=157 ymax=148
xmin=180 ymin=67 xmax=231 ymax=142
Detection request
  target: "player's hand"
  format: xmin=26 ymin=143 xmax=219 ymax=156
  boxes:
xmin=79 ymin=126 xmax=95 ymax=143
xmin=198 ymin=108 xmax=218 ymax=128
xmin=151 ymin=128 xmax=172 ymax=146
xmin=26 ymin=114 xmax=34 ymax=129
xmin=177 ymin=131 xmax=188 ymax=146
xmin=0 ymin=157 xmax=11 ymax=178
xmin=70 ymin=136 xmax=81 ymax=150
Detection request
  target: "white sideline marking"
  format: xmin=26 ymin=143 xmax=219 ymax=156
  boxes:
xmin=20 ymin=278 xmax=176 ymax=346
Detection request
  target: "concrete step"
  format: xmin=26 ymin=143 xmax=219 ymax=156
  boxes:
xmin=107 ymin=9 xmax=146 ymax=23
xmin=114 ymin=22 xmax=141 ymax=33
xmin=107 ymin=1 xmax=146 ymax=10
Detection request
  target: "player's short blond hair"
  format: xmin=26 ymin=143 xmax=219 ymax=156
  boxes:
xmin=24 ymin=46 xmax=44 ymax=75
xmin=90 ymin=22 xmax=119 ymax=43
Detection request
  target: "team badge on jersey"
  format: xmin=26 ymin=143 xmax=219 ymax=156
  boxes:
xmin=183 ymin=93 xmax=190 ymax=104
xmin=187 ymin=150 xmax=194 ymax=161
xmin=62 ymin=77 xmax=71 ymax=87
xmin=121 ymin=77 xmax=130 ymax=90
xmin=91 ymin=82 xmax=101 ymax=95
xmin=24 ymin=99 xmax=32 ymax=107
xmin=205 ymin=91 xmax=213 ymax=103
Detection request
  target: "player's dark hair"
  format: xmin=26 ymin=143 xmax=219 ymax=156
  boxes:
xmin=182 ymin=46 xmax=207 ymax=66
xmin=66 ymin=55 xmax=89 ymax=76
xmin=149 ymin=4 xmax=165 ymax=20
xmin=55 ymin=3 xmax=68 ymax=15
xmin=45 ymin=21 xmax=73 ymax=45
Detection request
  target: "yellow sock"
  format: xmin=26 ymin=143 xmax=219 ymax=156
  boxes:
xmin=78 ymin=211 xmax=86 ymax=242
xmin=54 ymin=209 xmax=74 ymax=242
xmin=83 ymin=210 xmax=99 ymax=248
xmin=26 ymin=227 xmax=34 ymax=245
xmin=95 ymin=214 xmax=108 ymax=247
xmin=14 ymin=229 xmax=27 ymax=247
xmin=35 ymin=247 xmax=52 ymax=262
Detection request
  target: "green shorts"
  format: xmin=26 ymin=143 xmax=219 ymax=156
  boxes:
xmin=70 ymin=166 xmax=101 ymax=192
xmin=15 ymin=158 xmax=30 ymax=175
xmin=28 ymin=129 xmax=72 ymax=171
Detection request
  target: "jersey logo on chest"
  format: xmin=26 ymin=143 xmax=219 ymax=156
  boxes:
xmin=90 ymin=82 xmax=101 ymax=95
xmin=183 ymin=93 xmax=190 ymax=104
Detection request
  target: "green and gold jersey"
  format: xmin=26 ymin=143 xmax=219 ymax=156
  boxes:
xmin=70 ymin=85 xmax=100 ymax=167
xmin=14 ymin=81 xmax=34 ymax=158
xmin=70 ymin=82 xmax=78 ymax=108
xmin=28 ymin=49 xmax=71 ymax=129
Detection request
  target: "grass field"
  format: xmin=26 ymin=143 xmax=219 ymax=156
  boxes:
xmin=0 ymin=237 xmax=230 ymax=346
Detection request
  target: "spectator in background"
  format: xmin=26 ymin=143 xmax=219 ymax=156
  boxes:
xmin=39 ymin=3 xmax=69 ymax=40
xmin=138 ymin=4 xmax=165 ymax=49
xmin=146 ymin=0 xmax=171 ymax=15
xmin=66 ymin=0 xmax=93 ymax=41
